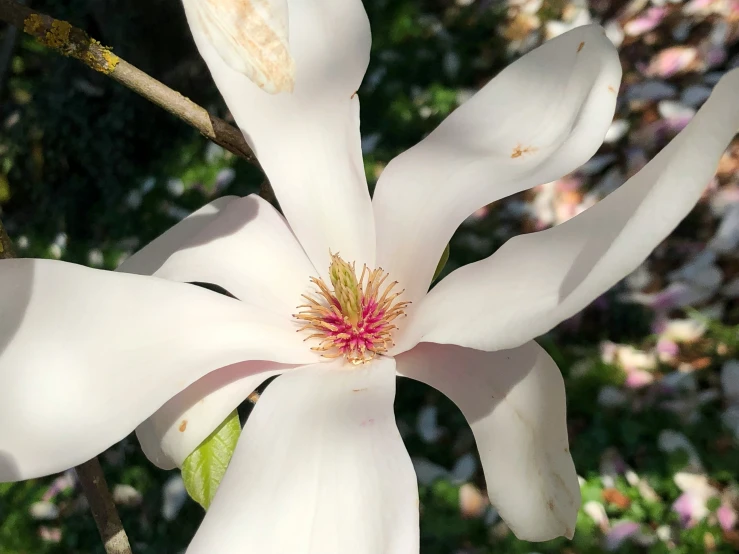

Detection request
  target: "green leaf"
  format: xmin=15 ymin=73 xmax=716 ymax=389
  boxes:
xmin=706 ymin=497 xmax=721 ymax=512
xmin=433 ymin=243 xmax=450 ymax=282
xmin=181 ymin=409 xmax=241 ymax=510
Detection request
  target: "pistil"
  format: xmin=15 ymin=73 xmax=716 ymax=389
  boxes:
xmin=294 ymin=253 xmax=409 ymax=365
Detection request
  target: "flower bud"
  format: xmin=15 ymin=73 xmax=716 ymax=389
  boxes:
xmin=187 ymin=0 xmax=295 ymax=93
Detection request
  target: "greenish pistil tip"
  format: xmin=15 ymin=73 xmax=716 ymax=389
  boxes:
xmin=329 ymin=253 xmax=362 ymax=324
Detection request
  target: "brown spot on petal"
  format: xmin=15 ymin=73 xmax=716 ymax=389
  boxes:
xmin=352 ymin=388 xmax=368 ymax=392
xmin=608 ymin=85 xmax=616 ymax=93
xmin=577 ymin=41 xmax=584 ymax=52
xmin=511 ymin=144 xmax=537 ymax=159
xmin=548 ymin=499 xmax=555 ymax=511
xmin=351 ymin=91 xmax=358 ymax=99
xmin=178 ymin=420 xmax=188 ymax=432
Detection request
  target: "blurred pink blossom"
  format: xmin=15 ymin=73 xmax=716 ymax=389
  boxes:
xmin=624 ymin=7 xmax=668 ymax=37
xmin=626 ymin=369 xmax=655 ymax=389
xmin=645 ymin=47 xmax=698 ymax=78
xmin=38 ymin=526 xmax=62 ymax=543
xmin=656 ymin=338 xmax=679 ymax=362
xmin=605 ymin=521 xmax=640 ymax=551
xmin=717 ymin=503 xmax=738 ymax=531
xmin=672 ymin=472 xmax=718 ymax=527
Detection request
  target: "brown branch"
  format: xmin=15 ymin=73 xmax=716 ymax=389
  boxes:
xmin=75 ymin=458 xmax=134 ymax=554
xmin=0 ymin=0 xmax=258 ymax=165
xmin=0 ymin=217 xmax=133 ymax=553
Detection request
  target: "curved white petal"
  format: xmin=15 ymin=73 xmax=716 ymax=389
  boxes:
xmin=117 ymin=196 xmax=237 ymax=275
xmin=397 ymin=68 xmax=739 ymax=353
xmin=187 ymin=357 xmax=419 ymax=554
xmin=184 ymin=0 xmax=375 ymax=275
xmin=0 ymin=259 xmax=318 ymax=481
xmin=124 ymin=195 xmax=311 ymax=467
xmin=136 ymin=361 xmax=292 ymax=469
xmin=154 ymin=195 xmax=315 ymax=317
xmin=373 ymin=25 xmax=621 ymax=305
xmin=185 ymin=0 xmax=294 ymax=93
xmin=396 ymin=341 xmax=579 ymax=541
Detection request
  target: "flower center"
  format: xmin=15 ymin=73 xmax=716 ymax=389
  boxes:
xmin=293 ymin=253 xmax=409 ymax=365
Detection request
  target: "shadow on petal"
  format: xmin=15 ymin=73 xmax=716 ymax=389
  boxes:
xmin=0 ymin=449 xmax=21 ymax=481
xmin=0 ymin=260 xmax=34 ymax=359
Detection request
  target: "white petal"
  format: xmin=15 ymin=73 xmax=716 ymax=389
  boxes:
xmin=0 ymin=259 xmax=318 ymax=481
xmin=123 ymin=195 xmax=312 ymax=467
xmin=154 ymin=195 xmax=315 ymax=317
xmin=136 ymin=361 xmax=290 ymax=469
xmin=184 ymin=0 xmax=294 ymax=93
xmin=187 ymin=357 xmax=419 ymax=554
xmin=396 ymin=341 xmax=579 ymax=541
xmin=184 ymin=0 xmax=375 ymax=274
xmin=398 ymin=68 xmax=739 ymax=353
xmin=373 ymin=25 xmax=621 ymax=305
xmin=117 ymin=197 xmax=237 ymax=275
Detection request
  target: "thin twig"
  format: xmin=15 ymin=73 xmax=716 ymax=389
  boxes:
xmin=0 ymin=217 xmax=133 ymax=554
xmin=75 ymin=458 xmax=134 ymax=554
xmin=0 ymin=0 xmax=258 ymax=165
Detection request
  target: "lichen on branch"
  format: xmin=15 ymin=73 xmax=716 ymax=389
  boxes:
xmin=0 ymin=0 xmax=261 ymax=169
xmin=23 ymin=14 xmax=119 ymax=74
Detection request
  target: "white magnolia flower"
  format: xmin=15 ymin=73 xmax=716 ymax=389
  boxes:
xmin=1 ymin=0 xmax=739 ymax=552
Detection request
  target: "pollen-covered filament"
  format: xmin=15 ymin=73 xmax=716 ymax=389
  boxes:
xmin=294 ymin=254 xmax=409 ymax=365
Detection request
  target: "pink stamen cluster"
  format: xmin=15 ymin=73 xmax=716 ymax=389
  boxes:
xmin=294 ymin=263 xmax=409 ymax=365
